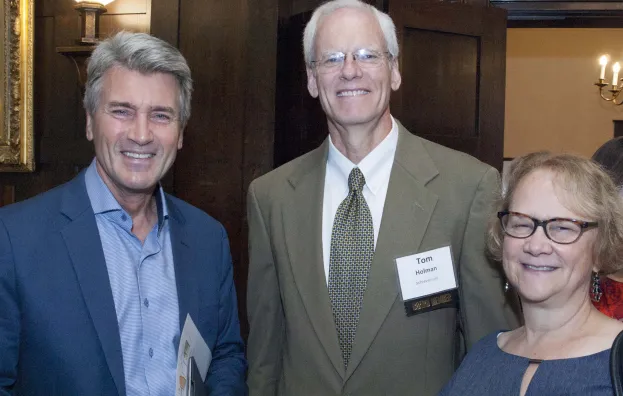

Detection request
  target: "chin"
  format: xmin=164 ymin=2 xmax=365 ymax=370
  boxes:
xmin=117 ymin=178 xmax=159 ymax=194
xmin=516 ymin=287 xmax=558 ymax=304
xmin=333 ymin=114 xmax=377 ymax=127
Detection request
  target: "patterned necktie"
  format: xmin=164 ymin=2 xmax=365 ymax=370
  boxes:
xmin=328 ymin=167 xmax=375 ymax=368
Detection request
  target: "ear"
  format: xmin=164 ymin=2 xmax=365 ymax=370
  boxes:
xmin=306 ymin=66 xmax=319 ymax=98
xmin=177 ymin=129 xmax=184 ymax=150
xmin=390 ymin=59 xmax=401 ymax=91
xmin=86 ymin=113 xmax=94 ymax=141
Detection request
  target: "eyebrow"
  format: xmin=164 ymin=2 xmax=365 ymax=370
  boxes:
xmin=321 ymin=48 xmax=383 ymax=54
xmin=107 ymin=101 xmax=176 ymax=114
xmin=150 ymin=106 xmax=176 ymax=114
xmin=107 ymin=101 xmax=136 ymax=110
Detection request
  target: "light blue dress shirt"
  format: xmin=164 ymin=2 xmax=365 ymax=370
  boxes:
xmin=85 ymin=160 xmax=180 ymax=395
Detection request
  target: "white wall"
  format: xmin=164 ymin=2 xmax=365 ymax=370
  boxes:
xmin=505 ymin=28 xmax=623 ymax=158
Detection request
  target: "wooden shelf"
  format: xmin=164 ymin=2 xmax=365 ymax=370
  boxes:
xmin=55 ymin=46 xmax=96 ymax=88
xmin=56 ymin=45 xmax=96 ymax=56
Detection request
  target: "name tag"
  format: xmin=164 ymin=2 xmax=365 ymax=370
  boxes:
xmin=395 ymin=246 xmax=458 ymax=316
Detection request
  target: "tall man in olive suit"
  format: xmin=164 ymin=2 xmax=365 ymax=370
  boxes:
xmin=246 ymin=1 xmax=519 ymax=395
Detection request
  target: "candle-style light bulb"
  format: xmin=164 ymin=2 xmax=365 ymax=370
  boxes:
xmin=613 ymin=62 xmax=621 ymax=87
xmin=600 ymin=55 xmax=608 ymax=80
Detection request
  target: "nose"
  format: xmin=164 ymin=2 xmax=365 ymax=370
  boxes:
xmin=339 ymin=54 xmax=363 ymax=81
xmin=523 ymin=226 xmax=553 ymax=256
xmin=127 ymin=113 xmax=154 ymax=146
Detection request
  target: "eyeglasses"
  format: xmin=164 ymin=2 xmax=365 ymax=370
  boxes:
xmin=103 ymin=104 xmax=179 ymax=127
xmin=311 ymin=49 xmax=392 ymax=74
xmin=497 ymin=210 xmax=598 ymax=245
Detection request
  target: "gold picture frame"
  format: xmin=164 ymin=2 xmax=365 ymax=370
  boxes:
xmin=0 ymin=0 xmax=33 ymax=172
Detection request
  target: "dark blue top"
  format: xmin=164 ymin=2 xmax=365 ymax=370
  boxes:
xmin=439 ymin=331 xmax=613 ymax=396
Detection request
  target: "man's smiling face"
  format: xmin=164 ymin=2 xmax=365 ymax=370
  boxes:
xmin=306 ymin=7 xmax=401 ymax=130
xmin=87 ymin=66 xmax=183 ymax=197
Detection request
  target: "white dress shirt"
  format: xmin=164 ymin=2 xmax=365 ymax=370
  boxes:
xmin=322 ymin=117 xmax=399 ymax=283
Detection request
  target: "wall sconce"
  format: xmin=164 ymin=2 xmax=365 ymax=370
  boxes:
xmin=56 ymin=1 xmax=115 ymax=89
xmin=595 ymin=54 xmax=623 ymax=105
xmin=75 ymin=0 xmax=115 ymax=45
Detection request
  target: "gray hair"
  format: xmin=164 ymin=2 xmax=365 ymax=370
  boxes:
xmin=84 ymin=31 xmax=193 ymax=128
xmin=302 ymin=0 xmax=399 ymax=66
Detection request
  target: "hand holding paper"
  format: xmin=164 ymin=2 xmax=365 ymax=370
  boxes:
xmin=176 ymin=314 xmax=212 ymax=396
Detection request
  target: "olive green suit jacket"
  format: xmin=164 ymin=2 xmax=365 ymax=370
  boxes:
xmin=246 ymin=121 xmax=520 ymax=396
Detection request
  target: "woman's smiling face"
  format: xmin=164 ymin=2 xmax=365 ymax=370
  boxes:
xmin=503 ymin=169 xmax=598 ymax=305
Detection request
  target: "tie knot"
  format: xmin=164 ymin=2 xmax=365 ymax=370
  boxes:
xmin=348 ymin=167 xmax=366 ymax=193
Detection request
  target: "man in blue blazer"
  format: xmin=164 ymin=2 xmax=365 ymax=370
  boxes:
xmin=0 ymin=32 xmax=247 ymax=395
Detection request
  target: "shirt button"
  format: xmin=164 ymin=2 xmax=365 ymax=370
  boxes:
xmin=144 ymin=298 xmax=149 ymax=308
xmin=149 ymin=348 xmax=154 ymax=358
xmin=121 ymin=214 xmax=127 ymax=221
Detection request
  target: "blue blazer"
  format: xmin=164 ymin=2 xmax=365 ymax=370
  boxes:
xmin=0 ymin=171 xmax=247 ymax=395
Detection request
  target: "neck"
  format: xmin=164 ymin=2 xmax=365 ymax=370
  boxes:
xmin=111 ymin=189 xmax=158 ymax=244
xmin=95 ymin=162 xmax=159 ymax=230
xmin=328 ymin=113 xmax=392 ymax=164
xmin=607 ymin=271 xmax=623 ymax=282
xmin=114 ymin=190 xmax=157 ymax=220
xmin=520 ymin=291 xmax=594 ymax=343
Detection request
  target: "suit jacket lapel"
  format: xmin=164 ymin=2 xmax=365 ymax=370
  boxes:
xmin=346 ymin=123 xmax=440 ymax=379
xmin=282 ymin=140 xmax=345 ymax=378
xmin=166 ymin=198 xmax=197 ymax=332
xmin=60 ymin=173 xmax=126 ymax=396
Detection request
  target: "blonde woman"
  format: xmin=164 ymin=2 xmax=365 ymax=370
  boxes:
xmin=440 ymin=152 xmax=623 ymax=395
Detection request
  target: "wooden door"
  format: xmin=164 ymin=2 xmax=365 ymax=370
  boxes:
xmin=274 ymin=0 xmax=507 ymax=170
xmin=389 ymin=0 xmax=507 ymax=170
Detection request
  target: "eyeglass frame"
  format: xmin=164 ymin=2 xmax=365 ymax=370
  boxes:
xmin=310 ymin=48 xmax=394 ymax=74
xmin=497 ymin=210 xmax=598 ymax=245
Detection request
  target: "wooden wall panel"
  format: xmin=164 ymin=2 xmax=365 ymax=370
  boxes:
xmin=0 ymin=184 xmax=15 ymax=207
xmin=240 ymin=0 xmax=278 ymax=336
xmin=172 ymin=0 xmax=277 ymax=336
xmin=175 ymin=0 xmax=248 ymax=253
xmin=274 ymin=12 xmax=327 ymax=168
xmin=100 ymin=14 xmax=150 ymax=35
xmin=150 ymin=0 xmax=179 ymax=46
xmin=285 ymin=0 xmax=384 ymax=17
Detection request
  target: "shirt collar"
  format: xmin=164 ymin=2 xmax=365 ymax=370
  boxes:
xmin=84 ymin=159 xmax=169 ymax=228
xmin=327 ymin=116 xmax=399 ymax=195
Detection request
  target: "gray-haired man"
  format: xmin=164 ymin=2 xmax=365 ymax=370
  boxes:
xmin=0 ymin=32 xmax=246 ymax=395
xmin=246 ymin=1 xmax=519 ymax=395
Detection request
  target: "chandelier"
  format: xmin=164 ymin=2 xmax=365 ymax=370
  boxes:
xmin=595 ymin=55 xmax=623 ymax=105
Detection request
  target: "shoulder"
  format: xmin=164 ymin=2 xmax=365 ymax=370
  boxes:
xmin=0 ymin=180 xmax=74 ymax=227
xmin=396 ymin=127 xmax=497 ymax=192
xmin=165 ymin=193 xmax=226 ymax=237
xmin=590 ymin=315 xmax=623 ymax=352
xmin=406 ymin=132 xmax=493 ymax=176
xmin=439 ymin=331 xmax=510 ymax=395
xmin=453 ymin=331 xmax=509 ymax=382
xmin=468 ymin=330 xmax=504 ymax=356
xmin=249 ymin=144 xmax=325 ymax=200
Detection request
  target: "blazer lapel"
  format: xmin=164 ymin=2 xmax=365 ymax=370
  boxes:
xmin=346 ymin=124 xmax=440 ymax=379
xmin=282 ymin=140 xmax=345 ymax=378
xmin=167 ymin=198 xmax=198 ymax=331
xmin=60 ymin=173 xmax=126 ymax=396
